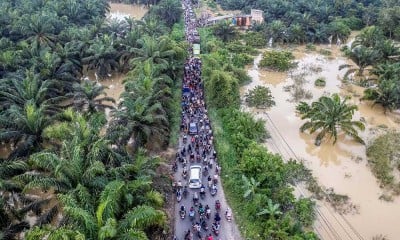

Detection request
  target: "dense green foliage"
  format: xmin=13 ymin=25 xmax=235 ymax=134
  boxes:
xmin=0 ymin=0 xmax=184 ymax=238
xmin=200 ymin=27 xmax=317 ymax=239
xmin=245 ymin=85 xmax=276 ymax=109
xmin=337 ymin=25 xmax=400 ymax=112
xmin=259 ymin=51 xmax=296 ymax=72
xmin=297 ymin=94 xmax=365 ymax=145
xmin=218 ymin=0 xmax=400 ymax=43
xmin=367 ymin=132 xmax=400 ymax=193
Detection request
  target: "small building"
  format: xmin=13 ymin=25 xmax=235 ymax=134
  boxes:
xmin=251 ymin=9 xmax=263 ymax=23
xmin=235 ymin=15 xmax=252 ymax=27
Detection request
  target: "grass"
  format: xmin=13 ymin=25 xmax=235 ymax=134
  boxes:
xmin=168 ymin=76 xmax=183 ymax=148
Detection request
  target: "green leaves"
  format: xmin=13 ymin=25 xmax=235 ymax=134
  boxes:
xmin=245 ymin=85 xmax=276 ymax=109
xmin=259 ymin=51 xmax=296 ymax=72
xmin=298 ymin=93 xmax=365 ymax=145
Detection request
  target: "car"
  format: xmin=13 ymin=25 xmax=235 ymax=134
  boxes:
xmin=189 ymin=165 xmax=202 ymax=188
xmin=189 ymin=122 xmax=198 ymax=135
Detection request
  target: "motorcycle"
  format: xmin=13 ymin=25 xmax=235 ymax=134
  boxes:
xmin=207 ymin=177 xmax=212 ymax=188
xmin=205 ymin=205 xmax=211 ymax=219
xmin=213 ymin=174 xmax=218 ymax=185
xmin=182 ymin=167 xmax=188 ymax=179
xmin=180 ymin=210 xmax=186 ymax=219
xmin=172 ymin=161 xmax=178 ymax=172
xmin=189 ymin=207 xmax=195 ymax=222
xmin=193 ymin=192 xmax=199 ymax=206
xmin=215 ymin=200 xmax=221 ymax=212
xmin=211 ymin=222 xmax=220 ymax=236
xmin=225 ymin=207 xmax=232 ymax=222
xmin=210 ymin=184 xmax=217 ymax=197
xmin=183 ymin=186 xmax=188 ymax=199
xmin=176 ymin=189 xmax=182 ymax=202
xmin=200 ymin=186 xmax=206 ymax=200
xmin=203 ymin=166 xmax=208 ymax=176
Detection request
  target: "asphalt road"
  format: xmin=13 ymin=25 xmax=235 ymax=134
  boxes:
xmin=173 ymin=136 xmax=239 ymax=240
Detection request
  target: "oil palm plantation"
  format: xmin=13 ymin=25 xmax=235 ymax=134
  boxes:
xmin=298 ymin=93 xmax=365 ymax=145
xmin=68 ymin=80 xmax=115 ymax=114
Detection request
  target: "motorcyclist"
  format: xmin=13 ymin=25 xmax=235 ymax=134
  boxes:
xmin=214 ymin=212 xmax=221 ymax=224
xmin=215 ymin=200 xmax=221 ymax=211
xmin=198 ymin=204 xmax=205 ymax=216
xmin=205 ymin=204 xmax=211 ymax=219
xmin=193 ymin=192 xmax=199 ymax=205
xmin=183 ymin=185 xmax=188 ymax=198
xmin=189 ymin=206 xmax=195 ymax=220
xmin=211 ymin=184 xmax=217 ymax=196
xmin=207 ymin=176 xmax=212 ymax=188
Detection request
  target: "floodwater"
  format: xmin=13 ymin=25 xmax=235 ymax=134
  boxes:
xmin=109 ymin=3 xmax=148 ymax=20
xmin=242 ymin=45 xmax=400 ymax=239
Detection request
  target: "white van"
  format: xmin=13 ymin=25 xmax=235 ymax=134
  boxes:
xmin=189 ymin=165 xmax=202 ymax=188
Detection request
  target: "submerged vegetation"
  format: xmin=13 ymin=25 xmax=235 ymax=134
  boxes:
xmin=0 ymin=0 xmax=184 ymax=238
xmin=367 ymin=132 xmax=400 ymax=194
xmin=297 ymin=94 xmax=365 ymax=146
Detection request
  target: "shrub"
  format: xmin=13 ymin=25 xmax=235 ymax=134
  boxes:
xmin=245 ymin=85 xmax=276 ymax=109
xmin=232 ymin=53 xmax=253 ymax=68
xmin=243 ymin=31 xmax=267 ymax=48
xmin=314 ymin=77 xmax=326 ymax=87
xmin=259 ymin=50 xmax=296 ymax=71
xmin=305 ymin=43 xmax=316 ymax=51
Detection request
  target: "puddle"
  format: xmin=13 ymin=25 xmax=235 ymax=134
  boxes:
xmin=109 ymin=3 xmax=148 ymax=20
xmin=241 ymin=45 xmax=400 ymax=239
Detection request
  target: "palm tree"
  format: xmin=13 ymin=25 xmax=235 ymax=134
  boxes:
xmin=0 ymin=101 xmax=52 ymax=158
xmin=154 ymin=0 xmax=183 ymax=27
xmin=213 ymin=21 xmax=237 ymax=42
xmin=340 ymin=45 xmax=381 ymax=79
xmin=130 ymin=36 xmax=176 ymax=73
xmin=242 ymin=175 xmax=260 ymax=199
xmin=0 ymin=71 xmax=63 ymax=112
xmin=363 ymin=79 xmax=400 ymax=113
xmin=351 ymin=26 xmax=384 ymax=49
xmin=257 ymin=199 xmax=282 ymax=219
xmin=82 ymin=34 xmax=119 ymax=79
xmin=107 ymin=96 xmax=169 ymax=151
xmin=15 ymin=13 xmax=56 ymax=48
xmin=298 ymin=93 xmax=365 ymax=146
xmin=68 ymin=80 xmax=115 ymax=114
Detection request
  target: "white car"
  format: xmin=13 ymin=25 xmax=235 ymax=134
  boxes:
xmin=189 ymin=165 xmax=202 ymax=189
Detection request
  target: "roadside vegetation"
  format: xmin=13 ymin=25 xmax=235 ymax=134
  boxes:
xmin=0 ymin=0 xmax=184 ymax=238
xmin=200 ymin=27 xmax=317 ymax=239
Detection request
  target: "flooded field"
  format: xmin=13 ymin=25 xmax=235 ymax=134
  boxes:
xmin=242 ymin=45 xmax=400 ymax=239
xmin=109 ymin=3 xmax=148 ymax=20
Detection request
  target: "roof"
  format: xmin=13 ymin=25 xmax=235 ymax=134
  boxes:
xmin=207 ymin=15 xmax=233 ymax=22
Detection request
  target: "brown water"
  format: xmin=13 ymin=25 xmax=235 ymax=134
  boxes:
xmin=242 ymin=45 xmax=400 ymax=239
xmin=109 ymin=3 xmax=148 ymax=20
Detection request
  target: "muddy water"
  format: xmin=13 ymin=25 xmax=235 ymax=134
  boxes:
xmin=109 ymin=3 xmax=148 ymax=20
xmin=242 ymin=46 xmax=400 ymax=239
